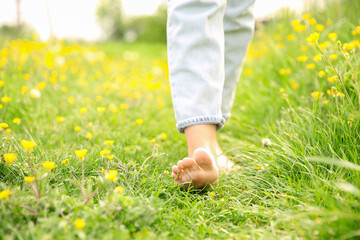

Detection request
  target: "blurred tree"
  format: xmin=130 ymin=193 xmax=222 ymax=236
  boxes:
xmin=96 ymin=0 xmax=126 ymax=40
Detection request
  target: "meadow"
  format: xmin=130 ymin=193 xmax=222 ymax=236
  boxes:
xmin=1 ymin=1 xmax=360 ymax=239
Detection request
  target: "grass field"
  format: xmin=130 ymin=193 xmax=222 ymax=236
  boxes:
xmin=1 ymin=1 xmax=360 ymax=239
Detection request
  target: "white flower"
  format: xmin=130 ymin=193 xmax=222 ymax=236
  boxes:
xmin=262 ymin=138 xmax=272 ymax=147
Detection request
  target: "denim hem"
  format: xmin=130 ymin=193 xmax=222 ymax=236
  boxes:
xmin=176 ymin=116 xmax=226 ymax=133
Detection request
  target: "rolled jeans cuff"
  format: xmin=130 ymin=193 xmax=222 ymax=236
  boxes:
xmin=176 ymin=115 xmax=226 ymax=133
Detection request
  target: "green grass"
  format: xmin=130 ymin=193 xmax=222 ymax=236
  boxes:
xmin=1 ymin=1 xmax=360 ymax=239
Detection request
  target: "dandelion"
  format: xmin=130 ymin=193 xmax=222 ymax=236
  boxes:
xmin=151 ymin=138 xmax=156 ymax=143
xmin=306 ymin=32 xmax=320 ymax=44
xmin=106 ymin=155 xmax=114 ymax=160
xmin=56 ymin=116 xmax=64 ymax=122
xmin=75 ymin=149 xmax=88 ymax=161
xmin=315 ymin=24 xmax=325 ymax=32
xmin=21 ymin=86 xmax=29 ymax=95
xmin=4 ymin=153 xmax=17 ymax=164
xmin=100 ymin=149 xmax=111 ymax=157
xmin=86 ymin=132 xmax=93 ymax=139
xmin=279 ymin=69 xmax=291 ymax=75
xmin=0 ymin=80 xmax=4 ymax=87
xmin=0 ymin=190 xmax=11 ymax=199
xmin=104 ymin=140 xmax=114 ymax=146
xmin=5 ymin=128 xmax=11 ymax=134
xmin=114 ymin=186 xmax=124 ymax=194
xmin=290 ymin=80 xmax=299 ymax=89
xmin=245 ymin=69 xmax=253 ymax=75
xmin=13 ymin=118 xmax=21 ymax=124
xmin=1 ymin=96 xmax=11 ymax=103
xmin=286 ymin=34 xmax=295 ymax=41
xmin=293 ymin=24 xmax=307 ymax=32
xmin=62 ymin=159 xmax=69 ymax=164
xmin=0 ymin=123 xmax=8 ymax=129
xmin=42 ymin=161 xmax=55 ymax=171
xmin=297 ymin=55 xmax=309 ymax=62
xmin=105 ymin=170 xmax=118 ymax=182
xmin=21 ymin=140 xmax=36 ymax=151
xmin=318 ymin=71 xmax=326 ymax=77
xmin=210 ymin=191 xmax=215 ymax=197
xmin=339 ymin=92 xmax=345 ymax=98
xmin=279 ymin=88 xmax=285 ymax=93
xmin=95 ymin=95 xmax=103 ymax=102
xmin=277 ymin=43 xmax=284 ymax=49
xmin=323 ymin=100 xmax=329 ymax=104
xmin=120 ymin=104 xmax=129 ymax=110
xmin=329 ymin=54 xmax=337 ymax=60
xmin=79 ymin=107 xmax=88 ymax=114
xmin=74 ymin=219 xmax=86 ymax=229
xmin=327 ymin=76 xmax=337 ymax=82
xmin=68 ymin=96 xmax=75 ymax=104
xmin=136 ymin=119 xmax=144 ymax=125
xmin=156 ymin=103 xmax=164 ymax=109
xmin=164 ymin=170 xmax=169 ymax=175
xmin=305 ymin=63 xmax=316 ymax=69
xmin=302 ymin=13 xmax=310 ymax=20
xmin=343 ymin=42 xmax=355 ymax=51
xmin=160 ymin=132 xmax=167 ymax=141
xmin=328 ymin=32 xmax=337 ymax=41
xmin=311 ymin=91 xmax=323 ymax=100
xmin=97 ymin=107 xmax=106 ymax=112
xmin=313 ymin=54 xmax=322 ymax=62
xmin=319 ymin=41 xmax=330 ymax=49
xmin=74 ymin=126 xmax=81 ymax=132
xmin=24 ymin=176 xmax=36 ymax=183
xmin=290 ymin=19 xmax=300 ymax=26
xmin=308 ymin=18 xmax=316 ymax=25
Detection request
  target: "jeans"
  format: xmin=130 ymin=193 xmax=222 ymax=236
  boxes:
xmin=167 ymin=0 xmax=255 ymax=133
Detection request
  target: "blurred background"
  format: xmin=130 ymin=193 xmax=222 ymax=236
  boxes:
xmin=0 ymin=0 xmax=332 ymax=42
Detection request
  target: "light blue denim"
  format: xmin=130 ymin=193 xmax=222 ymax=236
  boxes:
xmin=167 ymin=0 xmax=255 ymax=133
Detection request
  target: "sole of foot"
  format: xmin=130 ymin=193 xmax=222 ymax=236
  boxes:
xmin=171 ymin=148 xmax=219 ymax=189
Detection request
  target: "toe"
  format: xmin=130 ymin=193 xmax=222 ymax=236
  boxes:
xmin=172 ymin=165 xmax=179 ymax=174
xmin=183 ymin=157 xmax=200 ymax=172
xmin=177 ymin=160 xmax=185 ymax=170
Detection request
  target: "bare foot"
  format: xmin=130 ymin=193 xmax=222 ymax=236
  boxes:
xmin=215 ymin=144 xmax=234 ymax=171
xmin=171 ymin=148 xmax=219 ymax=188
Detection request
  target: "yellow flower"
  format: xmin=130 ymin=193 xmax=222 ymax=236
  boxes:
xmin=339 ymin=92 xmax=345 ymax=98
xmin=30 ymin=89 xmax=41 ymax=99
xmin=319 ymin=41 xmax=330 ymax=49
xmin=301 ymin=45 xmax=308 ymax=51
xmin=1 ymin=96 xmax=11 ymax=103
xmin=151 ymin=138 xmax=156 ymax=143
xmin=290 ymin=19 xmax=300 ymax=26
xmin=95 ymin=95 xmax=103 ymax=102
xmin=97 ymin=107 xmax=106 ymax=112
xmin=86 ymin=132 xmax=93 ymax=139
xmin=156 ymin=103 xmax=164 ymax=109
xmin=286 ymin=34 xmax=295 ymax=41
xmin=0 ymin=81 xmax=4 ymax=87
xmin=343 ymin=42 xmax=356 ymax=51
xmin=56 ymin=116 xmax=64 ymax=122
xmin=5 ymin=128 xmax=11 ymax=134
xmin=297 ymin=55 xmax=309 ymax=62
xmin=290 ymin=80 xmax=299 ymax=90
xmin=311 ymin=91 xmax=323 ymax=100
xmin=136 ymin=119 xmax=144 ymax=125
xmin=35 ymin=81 xmax=46 ymax=90
xmin=302 ymin=13 xmax=311 ymax=20
xmin=104 ymin=140 xmax=114 ymax=146
xmin=21 ymin=86 xmax=29 ymax=95
xmin=164 ymin=170 xmax=169 ymax=175
xmin=306 ymin=32 xmax=319 ymax=44
xmin=0 ymin=190 xmax=11 ymax=199
xmin=120 ymin=104 xmax=129 ymax=110
xmin=68 ymin=96 xmax=75 ymax=104
xmin=79 ymin=107 xmax=88 ymax=114
xmin=328 ymin=32 xmax=337 ymax=41
xmin=4 ymin=153 xmax=17 ymax=164
xmin=160 ymin=132 xmax=167 ymax=141
xmin=305 ymin=63 xmax=316 ymax=69
xmin=329 ymin=54 xmax=337 ymax=60
xmin=279 ymin=69 xmax=291 ymax=75
xmin=210 ymin=191 xmax=215 ymax=197
xmin=74 ymin=126 xmax=81 ymax=132
xmin=105 ymin=170 xmax=118 ymax=182
xmin=313 ymin=54 xmax=322 ymax=62
xmin=100 ymin=149 xmax=111 ymax=157
xmin=0 ymin=104 xmax=3 ymax=109
xmin=114 ymin=186 xmax=124 ymax=194
xmin=276 ymin=43 xmax=284 ymax=48
xmin=318 ymin=71 xmax=326 ymax=77
xmin=308 ymin=18 xmax=316 ymax=25
xmin=323 ymin=100 xmax=329 ymax=104
xmin=75 ymin=149 xmax=88 ymax=161
xmin=24 ymin=176 xmax=36 ymax=183
xmin=106 ymin=155 xmax=114 ymax=160
xmin=327 ymin=76 xmax=337 ymax=82
xmin=315 ymin=24 xmax=325 ymax=32
xmin=21 ymin=140 xmax=36 ymax=151
xmin=61 ymin=158 xmax=69 ymax=164
xmin=13 ymin=118 xmax=21 ymax=124
xmin=74 ymin=219 xmax=86 ymax=229
xmin=279 ymin=88 xmax=285 ymax=93
xmin=293 ymin=24 xmax=307 ymax=32
xmin=0 ymin=123 xmax=8 ymax=128
xmin=42 ymin=161 xmax=56 ymax=171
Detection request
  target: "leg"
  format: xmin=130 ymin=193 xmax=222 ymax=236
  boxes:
xmin=222 ymin=0 xmax=255 ymax=119
xmin=167 ymin=0 xmax=226 ymax=188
